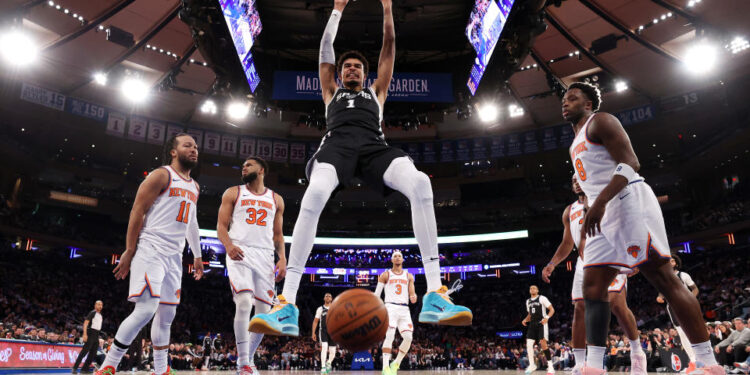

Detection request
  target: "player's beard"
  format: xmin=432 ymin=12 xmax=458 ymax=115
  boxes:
xmin=242 ymin=172 xmax=258 ymax=184
xmin=178 ymin=154 xmax=197 ymax=170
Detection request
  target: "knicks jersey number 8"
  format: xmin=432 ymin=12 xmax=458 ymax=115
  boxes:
xmin=575 ymin=159 xmax=587 ymax=181
xmin=245 ymin=207 xmax=268 ymax=226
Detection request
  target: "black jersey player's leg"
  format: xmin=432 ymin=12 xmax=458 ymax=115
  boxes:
xmin=381 ymin=156 xmax=472 ymax=326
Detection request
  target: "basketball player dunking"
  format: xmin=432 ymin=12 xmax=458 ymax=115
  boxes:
xmin=250 ymin=0 xmax=471 ymax=336
xmin=312 ymin=293 xmax=337 ymax=374
xmin=562 ymin=82 xmax=722 ymax=375
xmin=657 ymin=255 xmax=700 ymax=372
xmin=96 ymin=134 xmax=204 ymax=375
xmin=522 ymin=286 xmax=555 ymax=375
xmin=217 ymin=156 xmax=286 ymax=375
xmin=542 ymin=175 xmax=646 ymax=374
xmin=375 ymin=251 xmax=416 ymax=375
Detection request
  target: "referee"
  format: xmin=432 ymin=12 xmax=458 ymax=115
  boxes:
xmin=72 ymin=300 xmax=103 ymax=374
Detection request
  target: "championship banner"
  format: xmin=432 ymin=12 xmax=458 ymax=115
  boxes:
xmin=187 ymin=128 xmax=204 ymax=149
xmin=272 ymin=71 xmax=453 ymax=102
xmin=0 ymin=339 xmax=85 ymax=369
xmin=272 ymin=141 xmax=289 ymax=162
xmin=456 ymin=139 xmax=471 ymax=161
xmin=472 ymin=138 xmax=487 ymax=159
xmin=507 ymin=134 xmax=521 ymax=156
xmin=146 ymin=120 xmax=166 ymax=145
xmin=106 ymin=112 xmax=126 ymax=137
xmin=522 ymin=131 xmax=539 ymax=154
xmin=203 ymin=132 xmax=221 ymax=154
xmin=440 ymin=141 xmax=455 ymax=162
xmin=490 ymin=136 xmax=505 ymax=158
xmin=422 ymin=142 xmax=437 ymax=163
xmin=615 ymin=104 xmax=655 ymax=126
xmin=406 ymin=143 xmax=421 ymax=162
xmin=20 ymin=83 xmax=65 ymax=111
xmin=239 ymin=137 xmax=256 ymax=158
xmin=256 ymin=139 xmax=273 ymax=159
xmin=66 ymin=97 xmax=107 ymax=122
xmin=542 ymin=127 xmax=558 ymax=151
xmin=558 ymin=125 xmax=575 ymax=148
xmin=127 ymin=116 xmax=148 ymax=141
xmin=166 ymin=124 xmax=184 ymax=140
xmin=221 ymin=134 xmax=238 ymax=157
xmin=289 ymin=143 xmax=306 ymax=164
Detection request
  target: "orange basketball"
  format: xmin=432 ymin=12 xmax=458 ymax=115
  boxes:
xmin=326 ymin=288 xmax=388 ymax=352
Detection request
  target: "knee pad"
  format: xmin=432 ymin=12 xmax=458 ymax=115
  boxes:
xmin=151 ymin=304 xmax=177 ymax=347
xmin=399 ymin=331 xmax=413 ymax=350
xmin=383 ymin=327 xmax=396 ymax=348
xmin=234 ymin=293 xmax=253 ymax=318
xmin=300 ymin=170 xmax=337 ymax=216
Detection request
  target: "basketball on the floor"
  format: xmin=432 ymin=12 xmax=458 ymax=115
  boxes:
xmin=326 ymin=288 xmax=388 ymax=351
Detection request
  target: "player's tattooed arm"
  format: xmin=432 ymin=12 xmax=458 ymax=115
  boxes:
xmin=274 ymin=193 xmax=287 ymax=282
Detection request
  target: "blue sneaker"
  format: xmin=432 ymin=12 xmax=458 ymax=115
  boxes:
xmin=248 ymin=295 xmax=300 ymax=336
xmin=418 ymin=285 xmax=473 ymax=326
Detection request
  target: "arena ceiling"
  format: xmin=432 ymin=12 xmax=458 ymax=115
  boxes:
xmin=1 ymin=0 xmax=749 ymax=136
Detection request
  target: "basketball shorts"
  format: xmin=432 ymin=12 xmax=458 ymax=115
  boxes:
xmin=582 ymin=180 xmax=671 ymax=271
xmin=306 ymin=126 xmax=408 ymax=195
xmin=527 ymin=322 xmax=548 ymax=341
xmin=128 ymin=244 xmax=182 ymax=305
xmin=571 ymin=258 xmax=628 ymax=302
xmin=320 ymin=328 xmax=336 ymax=346
xmin=226 ymin=245 xmax=275 ymax=306
xmin=386 ymin=303 xmax=413 ymax=333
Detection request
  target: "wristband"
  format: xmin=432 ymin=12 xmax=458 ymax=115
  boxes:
xmin=613 ymin=163 xmax=637 ymax=183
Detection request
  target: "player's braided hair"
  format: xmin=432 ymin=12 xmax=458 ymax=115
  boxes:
xmin=568 ymin=82 xmax=602 ymax=112
xmin=336 ymin=50 xmax=369 ymax=80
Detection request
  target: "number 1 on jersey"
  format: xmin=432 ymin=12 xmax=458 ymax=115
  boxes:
xmin=346 ymin=99 xmax=355 ymax=108
xmin=176 ymin=201 xmax=191 ymax=223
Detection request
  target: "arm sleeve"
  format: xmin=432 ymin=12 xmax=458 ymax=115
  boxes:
xmin=374 ymin=282 xmax=385 ymax=298
xmin=319 ymin=10 xmax=341 ymax=65
xmin=186 ymin=207 xmax=202 ymax=259
xmin=315 ymin=307 xmax=322 ymax=319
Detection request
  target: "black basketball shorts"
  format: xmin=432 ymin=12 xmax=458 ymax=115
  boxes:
xmin=526 ymin=322 xmax=549 ymax=341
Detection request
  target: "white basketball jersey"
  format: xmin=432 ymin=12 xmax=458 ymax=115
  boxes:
xmin=569 ymin=114 xmax=641 ymax=202
xmin=384 ymin=269 xmax=410 ymax=305
xmin=138 ymin=166 xmax=199 ymax=256
xmin=228 ymin=185 xmax=276 ymax=250
xmin=568 ymin=201 xmax=585 ymax=252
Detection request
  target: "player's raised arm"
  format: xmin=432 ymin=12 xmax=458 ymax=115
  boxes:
xmin=371 ymin=0 xmax=394 ymax=105
xmin=217 ymin=187 xmax=243 ymax=261
xmin=320 ymin=0 xmax=349 ymax=105
xmin=542 ymin=205 xmax=576 ymax=283
xmin=114 ymin=168 xmax=169 ymax=279
xmin=273 ymin=193 xmax=287 ymax=282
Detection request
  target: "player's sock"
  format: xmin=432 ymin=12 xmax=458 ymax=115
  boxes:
xmin=101 ymin=340 xmax=129 ymax=369
xmin=282 ymin=163 xmax=338 ymax=304
xmin=677 ymin=327 xmax=697 ymax=362
xmin=153 ymin=349 xmax=168 ymax=374
xmin=630 ymin=337 xmax=644 ymax=355
xmin=526 ymin=339 xmax=536 ymax=368
xmin=394 ymin=351 xmax=406 ymax=366
xmin=237 ymin=340 xmax=250 ymax=368
xmin=382 ymin=158 xmax=441 ymax=292
xmin=248 ymin=333 xmax=264 ymax=366
xmin=572 ymin=348 xmax=585 ymax=367
xmin=321 ymin=342 xmax=329 ymax=367
xmin=543 ymin=348 xmax=552 ymax=370
xmin=383 ymin=352 xmax=391 ymax=367
xmin=692 ymin=341 xmax=718 ymax=366
xmin=586 ymin=346 xmax=606 ymax=370
xmin=234 ymin=293 xmax=252 ymax=367
xmin=327 ymin=346 xmax=336 ymax=365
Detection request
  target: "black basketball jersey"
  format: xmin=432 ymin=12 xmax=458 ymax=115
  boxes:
xmin=325 ymin=87 xmax=383 ymax=135
xmin=318 ymin=305 xmax=329 ymax=335
xmin=526 ymin=295 xmax=550 ymax=324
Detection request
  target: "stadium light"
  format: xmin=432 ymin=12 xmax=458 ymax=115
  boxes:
xmin=120 ymin=77 xmax=149 ymax=103
xmin=199 ymin=229 xmax=529 ymax=245
xmin=728 ymin=37 xmax=749 ymax=54
xmin=508 ymin=104 xmax=524 ymax=118
xmin=478 ymin=103 xmax=498 ymax=123
xmin=93 ymin=72 xmax=107 ymax=86
xmin=1 ymin=31 xmax=38 ymax=66
xmin=200 ymin=100 xmax=217 ymax=115
xmin=614 ymin=80 xmax=628 ymax=92
xmin=226 ymin=101 xmax=249 ymax=119
xmin=683 ymin=41 xmax=718 ymax=75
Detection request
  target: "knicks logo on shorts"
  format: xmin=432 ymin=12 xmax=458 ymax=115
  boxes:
xmin=267 ymin=290 xmax=274 ymax=299
xmin=610 ymin=280 xmax=617 ymax=287
xmin=408 ymin=324 xmax=413 ymax=329
xmin=175 ymin=289 xmax=181 ymax=299
xmin=627 ymin=246 xmax=641 ymax=259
